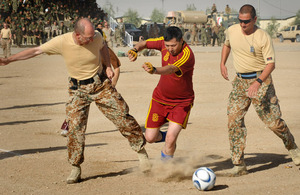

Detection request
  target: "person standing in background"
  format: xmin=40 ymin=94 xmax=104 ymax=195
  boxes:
xmin=0 ymin=23 xmax=12 ymax=58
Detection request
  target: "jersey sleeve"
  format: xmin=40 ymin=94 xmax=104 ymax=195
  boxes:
xmin=146 ymin=37 xmax=164 ymax=50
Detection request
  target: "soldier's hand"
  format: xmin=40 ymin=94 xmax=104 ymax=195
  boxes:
xmin=128 ymin=48 xmax=138 ymax=61
xmin=220 ymin=64 xmax=229 ymax=81
xmin=0 ymin=58 xmax=9 ymax=66
xmin=142 ymin=62 xmax=156 ymax=74
xmin=105 ymin=67 xmax=114 ymax=80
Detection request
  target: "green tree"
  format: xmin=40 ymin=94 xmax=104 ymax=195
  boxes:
xmin=103 ymin=0 xmax=115 ymax=18
xmin=186 ymin=4 xmax=197 ymax=11
xmin=124 ymin=8 xmax=141 ymax=27
xmin=293 ymin=9 xmax=300 ymax=25
xmin=150 ymin=8 xmax=164 ymax=23
xmin=266 ymin=17 xmax=280 ymax=38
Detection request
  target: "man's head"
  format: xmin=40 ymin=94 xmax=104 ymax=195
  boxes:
xmin=164 ymin=26 xmax=183 ymax=56
xmin=238 ymin=4 xmax=257 ymax=34
xmin=74 ymin=18 xmax=95 ymax=45
xmin=3 ymin=23 xmax=7 ymax=28
xmin=97 ymin=23 xmax=103 ymax=29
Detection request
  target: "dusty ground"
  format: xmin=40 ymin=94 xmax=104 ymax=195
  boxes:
xmin=0 ymin=41 xmax=299 ymax=195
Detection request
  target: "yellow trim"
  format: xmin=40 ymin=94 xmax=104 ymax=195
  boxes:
xmin=174 ymin=47 xmax=190 ymax=68
xmin=167 ymin=118 xmax=183 ymax=127
xmin=145 ymin=100 xmax=153 ymax=128
xmin=166 ymin=103 xmax=193 ymax=129
xmin=146 ymin=36 xmax=164 ymax=42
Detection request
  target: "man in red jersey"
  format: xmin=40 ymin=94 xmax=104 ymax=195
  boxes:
xmin=128 ymin=26 xmax=195 ymax=161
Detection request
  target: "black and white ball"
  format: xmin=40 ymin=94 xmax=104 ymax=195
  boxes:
xmin=192 ymin=167 xmax=216 ymax=191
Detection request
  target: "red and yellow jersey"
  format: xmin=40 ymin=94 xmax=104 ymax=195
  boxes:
xmin=146 ymin=37 xmax=195 ymax=106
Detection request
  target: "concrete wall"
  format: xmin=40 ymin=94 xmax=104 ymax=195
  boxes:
xmin=259 ymin=16 xmax=296 ymax=31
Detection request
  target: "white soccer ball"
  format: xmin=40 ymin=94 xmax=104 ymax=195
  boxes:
xmin=192 ymin=167 xmax=216 ymax=191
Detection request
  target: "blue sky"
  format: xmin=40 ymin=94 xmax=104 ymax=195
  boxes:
xmin=96 ymin=0 xmax=300 ymax=19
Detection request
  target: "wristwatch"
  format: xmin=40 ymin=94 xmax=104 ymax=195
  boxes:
xmin=256 ymin=78 xmax=263 ymax=84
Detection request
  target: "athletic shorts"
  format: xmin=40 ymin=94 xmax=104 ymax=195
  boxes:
xmin=145 ymin=99 xmax=193 ymax=129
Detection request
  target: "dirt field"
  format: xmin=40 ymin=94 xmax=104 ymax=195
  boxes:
xmin=0 ymin=41 xmax=299 ymax=195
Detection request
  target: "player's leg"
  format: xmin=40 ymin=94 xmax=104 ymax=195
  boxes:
xmin=144 ymin=99 xmax=167 ymax=143
xmin=225 ymin=77 xmax=251 ymax=176
xmin=161 ymin=121 xmax=182 ymax=160
xmin=252 ymin=76 xmax=300 ymax=165
xmin=160 ymin=103 xmax=192 ymax=161
xmin=66 ymin=90 xmax=91 ymax=184
xmin=94 ymin=79 xmax=151 ymax=172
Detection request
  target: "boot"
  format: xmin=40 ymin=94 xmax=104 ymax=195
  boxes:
xmin=67 ymin=165 xmax=81 ymax=184
xmin=223 ymin=161 xmax=248 ymax=177
xmin=137 ymin=148 xmax=152 ymax=173
xmin=288 ymin=147 xmax=300 ymax=166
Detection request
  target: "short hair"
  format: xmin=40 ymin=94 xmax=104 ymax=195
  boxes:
xmin=164 ymin=26 xmax=182 ymax=41
xmin=239 ymin=4 xmax=256 ymax=19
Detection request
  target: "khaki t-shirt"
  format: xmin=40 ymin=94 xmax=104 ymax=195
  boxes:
xmin=224 ymin=24 xmax=275 ymax=73
xmin=40 ymin=31 xmax=105 ymax=80
xmin=1 ymin=28 xmax=11 ymax=38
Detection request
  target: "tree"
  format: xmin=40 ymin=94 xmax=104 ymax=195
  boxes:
xmin=186 ymin=4 xmax=197 ymax=11
xmin=103 ymin=0 xmax=115 ymax=18
xmin=124 ymin=8 xmax=141 ymax=27
xmin=150 ymin=8 xmax=164 ymax=23
xmin=266 ymin=17 xmax=280 ymax=38
xmin=293 ymin=9 xmax=300 ymax=25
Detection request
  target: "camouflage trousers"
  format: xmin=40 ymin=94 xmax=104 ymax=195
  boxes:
xmin=228 ymin=75 xmax=297 ymax=165
xmin=66 ymin=73 xmax=146 ymax=165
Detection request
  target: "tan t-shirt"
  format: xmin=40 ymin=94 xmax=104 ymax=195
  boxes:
xmin=1 ymin=28 xmax=11 ymax=39
xmin=40 ymin=31 xmax=105 ymax=80
xmin=224 ymin=24 xmax=275 ymax=73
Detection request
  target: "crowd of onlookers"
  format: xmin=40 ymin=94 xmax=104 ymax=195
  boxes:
xmin=0 ymin=0 xmax=107 ymax=47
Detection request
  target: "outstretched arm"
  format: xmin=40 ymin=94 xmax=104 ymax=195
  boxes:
xmin=0 ymin=46 xmax=44 ymax=66
xmin=142 ymin=62 xmax=179 ymax=75
xmin=127 ymin=40 xmax=147 ymax=62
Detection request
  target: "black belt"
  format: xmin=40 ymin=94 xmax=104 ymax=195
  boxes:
xmin=70 ymin=72 xmax=107 ymax=90
xmin=236 ymin=71 xmax=261 ymax=79
xmin=2 ymin=38 xmax=9 ymax=39
xmin=71 ymin=77 xmax=95 ymax=86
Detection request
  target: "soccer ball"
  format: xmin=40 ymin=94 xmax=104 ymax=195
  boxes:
xmin=192 ymin=167 xmax=216 ymax=191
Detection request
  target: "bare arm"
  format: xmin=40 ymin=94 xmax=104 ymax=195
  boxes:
xmin=220 ymin=44 xmax=231 ymax=80
xmin=133 ymin=40 xmax=147 ymax=51
xmin=111 ymin=67 xmax=120 ymax=88
xmin=142 ymin=63 xmax=179 ymax=75
xmin=128 ymin=40 xmax=147 ymax=61
xmin=0 ymin=46 xmax=44 ymax=66
xmin=100 ymin=44 xmax=114 ymax=79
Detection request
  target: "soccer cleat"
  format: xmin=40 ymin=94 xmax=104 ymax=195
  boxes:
xmin=223 ymin=162 xmax=248 ymax=177
xmin=160 ymin=151 xmax=173 ymax=162
xmin=288 ymin=148 xmax=300 ymax=166
xmin=137 ymin=148 xmax=152 ymax=172
xmin=60 ymin=130 xmax=68 ymax=137
xmin=67 ymin=165 xmax=81 ymax=184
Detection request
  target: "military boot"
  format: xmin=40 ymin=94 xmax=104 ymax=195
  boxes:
xmin=67 ymin=165 xmax=81 ymax=184
xmin=224 ymin=161 xmax=248 ymax=177
xmin=288 ymin=147 xmax=300 ymax=166
xmin=137 ymin=148 xmax=152 ymax=173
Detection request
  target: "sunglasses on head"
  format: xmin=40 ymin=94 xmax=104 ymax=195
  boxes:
xmin=238 ymin=18 xmax=252 ymax=24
